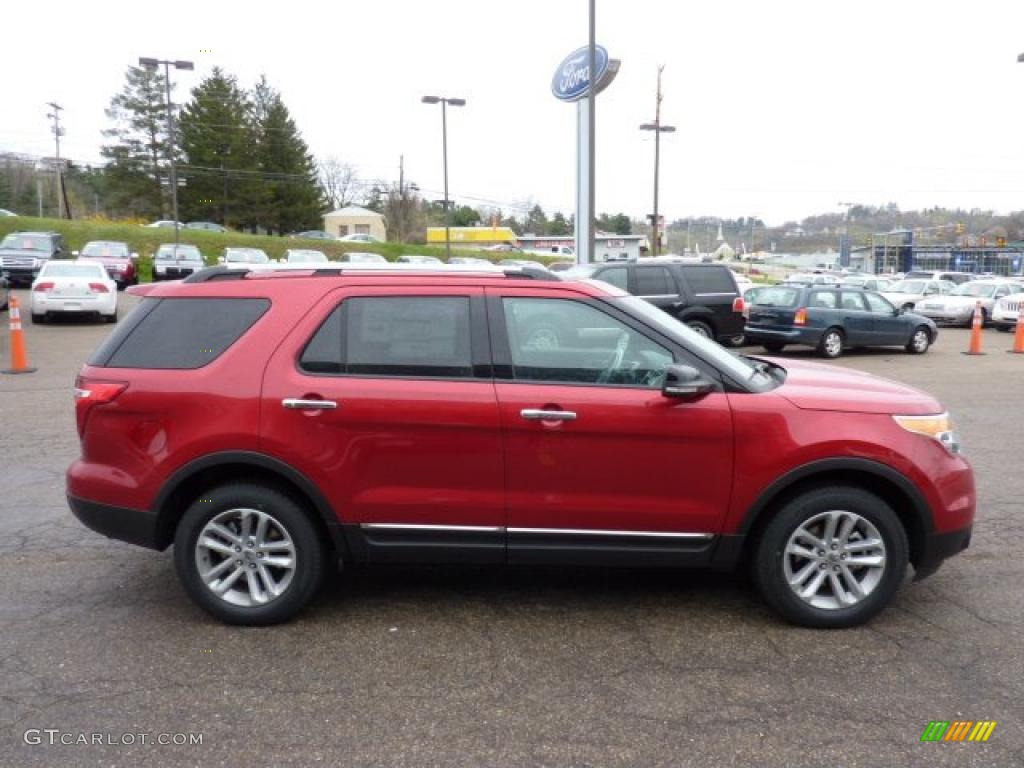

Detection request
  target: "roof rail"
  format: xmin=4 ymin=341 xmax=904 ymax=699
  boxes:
xmin=183 ymin=266 xmax=250 ymax=283
xmin=182 ymin=263 xmax=562 ymax=283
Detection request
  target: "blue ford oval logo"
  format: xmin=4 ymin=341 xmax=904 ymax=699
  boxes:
xmin=551 ymin=45 xmax=610 ymax=102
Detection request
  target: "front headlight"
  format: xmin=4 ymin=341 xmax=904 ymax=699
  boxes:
xmin=893 ymin=412 xmax=962 ymax=455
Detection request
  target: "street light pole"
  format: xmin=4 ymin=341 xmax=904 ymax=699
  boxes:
xmin=46 ymin=102 xmax=64 ymax=218
xmin=422 ymin=95 xmax=466 ymax=261
xmin=639 ymin=66 xmax=675 ymax=257
xmin=139 ymin=57 xmax=193 ymax=250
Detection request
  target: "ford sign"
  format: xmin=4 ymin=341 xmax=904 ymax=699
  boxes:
xmin=551 ymin=45 xmax=610 ymax=102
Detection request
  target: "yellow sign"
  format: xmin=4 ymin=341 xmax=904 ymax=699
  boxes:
xmin=426 ymin=227 xmax=516 ymax=244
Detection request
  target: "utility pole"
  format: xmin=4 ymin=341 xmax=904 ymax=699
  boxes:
xmin=639 ymin=66 xmax=676 ymax=256
xmin=46 ymin=102 xmax=64 ymax=218
xmin=399 ymin=154 xmax=404 ymax=196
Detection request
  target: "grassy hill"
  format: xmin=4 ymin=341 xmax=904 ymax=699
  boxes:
xmin=0 ymin=216 xmax=513 ymax=282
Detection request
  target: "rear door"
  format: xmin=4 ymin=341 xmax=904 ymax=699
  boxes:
xmin=630 ymin=265 xmax=681 ymax=316
xmin=837 ymin=290 xmax=872 ymax=344
xmin=260 ymin=285 xmax=506 ymax=563
xmin=487 ymin=286 xmax=733 ymax=566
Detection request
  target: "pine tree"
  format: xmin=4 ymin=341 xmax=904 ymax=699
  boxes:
xmin=100 ymin=65 xmax=172 ymax=219
xmin=250 ymin=76 xmax=323 ymax=234
xmin=178 ymin=68 xmax=256 ymax=228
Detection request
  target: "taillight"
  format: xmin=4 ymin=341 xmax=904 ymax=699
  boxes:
xmin=74 ymin=376 xmax=127 ymax=437
xmin=33 ymin=282 xmax=55 ymax=292
xmin=88 ymin=282 xmax=110 ymax=293
xmin=794 ymin=308 xmax=808 ymax=326
xmin=732 ymin=296 xmax=745 ymax=313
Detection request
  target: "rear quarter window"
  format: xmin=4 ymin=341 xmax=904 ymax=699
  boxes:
xmin=679 ymin=266 xmax=737 ymax=294
xmin=88 ymin=297 xmax=270 ymax=369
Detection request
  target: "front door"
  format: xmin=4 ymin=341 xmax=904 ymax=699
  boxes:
xmin=261 ymin=286 xmax=505 ymax=563
xmin=487 ymin=288 xmax=734 ymax=567
xmin=837 ymin=290 xmax=872 ymax=345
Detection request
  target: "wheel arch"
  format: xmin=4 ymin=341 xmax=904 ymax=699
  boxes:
xmin=152 ymin=451 xmax=348 ymax=560
xmin=721 ymin=458 xmax=933 ymax=571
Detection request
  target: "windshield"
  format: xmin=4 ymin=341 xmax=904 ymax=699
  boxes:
xmin=614 ymin=296 xmax=777 ymax=389
xmin=81 ymin=242 xmax=128 ymax=258
xmin=40 ymin=263 xmax=105 ymax=278
xmin=156 ymin=246 xmax=201 ymax=261
xmin=887 ymin=280 xmax=926 ymax=293
xmin=287 ymin=250 xmax=327 ymax=262
xmin=951 ymin=283 xmax=997 ymax=298
xmin=227 ymin=249 xmax=270 ymax=263
xmin=1 ymin=234 xmax=48 ymax=250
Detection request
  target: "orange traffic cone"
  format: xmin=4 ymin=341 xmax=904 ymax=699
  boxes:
xmin=962 ymin=300 xmax=985 ymax=356
xmin=2 ymin=296 xmax=37 ymax=374
xmin=1011 ymin=299 xmax=1024 ymax=355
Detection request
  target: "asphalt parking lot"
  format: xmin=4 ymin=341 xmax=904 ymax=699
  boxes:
xmin=1 ymin=289 xmax=1022 ymax=767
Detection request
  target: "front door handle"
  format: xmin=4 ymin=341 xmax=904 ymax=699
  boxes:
xmin=282 ymin=398 xmax=338 ymax=410
xmin=521 ymin=409 xmax=577 ymax=421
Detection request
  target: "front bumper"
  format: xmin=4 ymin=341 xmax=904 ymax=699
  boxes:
xmin=68 ymin=495 xmax=163 ymax=550
xmin=913 ymin=524 xmax=973 ymax=580
xmin=918 ymin=307 xmax=973 ymax=324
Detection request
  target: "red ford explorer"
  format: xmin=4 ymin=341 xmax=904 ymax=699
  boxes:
xmin=67 ymin=264 xmax=974 ymax=627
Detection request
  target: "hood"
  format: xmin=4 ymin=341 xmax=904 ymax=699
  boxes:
xmin=773 ymin=358 xmax=941 ymax=415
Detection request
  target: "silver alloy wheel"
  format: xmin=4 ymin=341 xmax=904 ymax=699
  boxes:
xmin=823 ymin=331 xmax=842 ymax=357
xmin=688 ymin=322 xmax=712 ymax=338
xmin=911 ymin=329 xmax=929 ymax=352
xmin=195 ymin=507 xmax=296 ymax=607
xmin=782 ymin=510 xmax=887 ymax=610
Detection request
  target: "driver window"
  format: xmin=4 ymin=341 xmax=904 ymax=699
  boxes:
xmin=501 ymin=297 xmax=673 ymax=387
xmin=863 ymin=292 xmax=894 ymax=314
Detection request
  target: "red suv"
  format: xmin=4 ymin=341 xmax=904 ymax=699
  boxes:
xmin=67 ymin=265 xmax=975 ymax=627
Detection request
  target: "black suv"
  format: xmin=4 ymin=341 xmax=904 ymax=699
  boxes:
xmin=0 ymin=231 xmax=71 ymax=286
xmin=565 ymin=260 xmax=745 ymax=344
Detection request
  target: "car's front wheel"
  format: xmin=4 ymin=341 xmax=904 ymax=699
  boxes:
xmin=174 ymin=484 xmax=327 ymax=625
xmin=752 ymin=487 xmax=908 ymax=628
xmin=905 ymin=326 xmax=931 ymax=354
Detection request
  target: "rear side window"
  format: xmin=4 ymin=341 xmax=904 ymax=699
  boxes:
xmin=88 ymin=297 xmax=270 ymax=369
xmin=635 ymin=267 xmax=675 ymax=295
xmin=300 ymin=297 xmax=473 ymax=378
xmin=680 ymin=266 xmax=737 ymax=294
xmin=809 ymin=291 xmax=837 ymax=309
xmin=593 ymin=266 xmax=628 ymax=291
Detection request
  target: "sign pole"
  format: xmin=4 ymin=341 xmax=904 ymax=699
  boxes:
xmin=584 ymin=0 xmax=596 ymax=266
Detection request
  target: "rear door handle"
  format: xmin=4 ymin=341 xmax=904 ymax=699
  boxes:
xmin=521 ymin=409 xmax=577 ymax=421
xmin=282 ymin=398 xmax=338 ymax=410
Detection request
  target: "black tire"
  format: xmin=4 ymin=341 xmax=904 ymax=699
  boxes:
xmin=30 ymin=312 xmax=45 ymax=324
xmin=901 ymin=303 xmax=914 ymax=312
xmin=762 ymin=342 xmax=785 ymax=353
xmin=104 ymin=310 xmax=118 ymax=324
xmin=817 ymin=327 xmax=844 ymax=358
xmin=174 ymin=484 xmax=327 ymax=625
xmin=997 ymin=325 xmax=1012 ymax=333
xmin=723 ymin=334 xmax=745 ymax=348
xmin=905 ymin=326 xmax=931 ymax=354
xmin=685 ymin=319 xmax=713 ymax=339
xmin=752 ymin=486 xmax=909 ymax=628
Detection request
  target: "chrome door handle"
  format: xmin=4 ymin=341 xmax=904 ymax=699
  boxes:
xmin=520 ymin=409 xmax=577 ymax=421
xmin=282 ymin=398 xmax=338 ymax=410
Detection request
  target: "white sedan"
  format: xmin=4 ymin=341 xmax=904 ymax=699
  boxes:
xmin=879 ymin=278 xmax=955 ymax=311
xmin=916 ymin=280 xmax=1022 ymax=326
xmin=30 ymin=260 xmax=118 ymax=324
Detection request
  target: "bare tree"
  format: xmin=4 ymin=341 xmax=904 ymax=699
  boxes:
xmin=318 ymin=156 xmax=357 ymax=210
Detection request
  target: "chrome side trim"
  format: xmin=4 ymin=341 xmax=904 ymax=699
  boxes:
xmin=509 ymin=527 xmax=713 ymax=539
xmin=360 ymin=523 xmax=503 ymax=533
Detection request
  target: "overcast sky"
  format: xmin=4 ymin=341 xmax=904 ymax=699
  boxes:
xmin=4 ymin=0 xmax=1024 ymax=225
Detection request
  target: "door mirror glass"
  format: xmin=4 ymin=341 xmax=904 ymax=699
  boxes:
xmin=662 ymin=364 xmax=713 ymax=399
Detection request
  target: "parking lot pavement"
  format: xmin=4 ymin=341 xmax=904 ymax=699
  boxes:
xmin=1 ymin=289 xmax=1022 ymax=767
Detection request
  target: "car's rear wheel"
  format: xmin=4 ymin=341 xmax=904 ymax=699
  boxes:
xmin=905 ymin=326 xmax=931 ymax=354
xmin=997 ymin=325 xmax=1013 ymax=333
xmin=723 ymin=333 xmax=745 ymax=348
xmin=817 ymin=328 xmax=844 ymax=358
xmin=174 ymin=484 xmax=327 ymax=625
xmin=30 ymin=312 xmax=45 ymax=324
xmin=104 ymin=309 xmax=118 ymax=324
xmin=752 ymin=487 xmax=908 ymax=628
xmin=685 ymin=319 xmax=713 ymax=339
xmin=762 ymin=342 xmax=785 ymax=353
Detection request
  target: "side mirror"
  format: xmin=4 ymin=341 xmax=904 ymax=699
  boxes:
xmin=662 ymin=364 xmax=714 ymax=399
